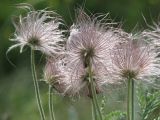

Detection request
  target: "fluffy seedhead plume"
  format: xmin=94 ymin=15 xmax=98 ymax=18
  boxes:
xmin=44 ymin=57 xmax=69 ymax=94
xmin=66 ymin=9 xmax=123 ymax=95
xmin=142 ymin=21 xmax=160 ymax=54
xmin=110 ymin=34 xmax=160 ymax=82
xmin=9 ymin=4 xmax=65 ymax=56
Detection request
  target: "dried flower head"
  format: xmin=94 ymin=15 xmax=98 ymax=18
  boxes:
xmin=66 ymin=10 xmax=121 ymax=95
xmin=110 ymin=35 xmax=160 ymax=82
xmin=44 ymin=57 xmax=69 ymax=94
xmin=9 ymin=5 xmax=64 ymax=56
xmin=66 ymin=65 xmax=109 ymax=96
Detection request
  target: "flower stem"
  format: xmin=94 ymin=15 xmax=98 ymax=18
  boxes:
xmin=88 ymin=63 xmax=103 ymax=120
xmin=31 ymin=49 xmax=46 ymax=120
xmin=127 ymin=78 xmax=134 ymax=120
xmin=131 ymin=79 xmax=134 ymax=120
xmin=127 ymin=78 xmax=131 ymax=120
xmin=49 ymin=85 xmax=56 ymax=120
xmin=91 ymin=98 xmax=97 ymax=120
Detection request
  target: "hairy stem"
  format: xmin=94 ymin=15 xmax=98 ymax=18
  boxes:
xmin=31 ymin=49 xmax=46 ymax=120
xmin=88 ymin=63 xmax=103 ymax=120
xmin=127 ymin=78 xmax=131 ymax=120
xmin=127 ymin=78 xmax=134 ymax=120
xmin=131 ymin=79 xmax=134 ymax=120
xmin=49 ymin=86 xmax=56 ymax=120
xmin=91 ymin=98 xmax=97 ymax=120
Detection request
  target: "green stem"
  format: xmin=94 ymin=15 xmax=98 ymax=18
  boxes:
xmin=31 ymin=49 xmax=46 ymax=120
xmin=88 ymin=64 xmax=103 ymax=120
xmin=127 ymin=78 xmax=131 ymax=120
xmin=127 ymin=78 xmax=134 ymax=120
xmin=49 ymin=85 xmax=56 ymax=120
xmin=131 ymin=79 xmax=134 ymax=120
xmin=91 ymin=98 xmax=97 ymax=120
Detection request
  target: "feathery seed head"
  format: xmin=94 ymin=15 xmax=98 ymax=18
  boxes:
xmin=67 ymin=9 xmax=121 ymax=69
xmin=110 ymin=34 xmax=160 ymax=81
xmin=66 ymin=66 xmax=105 ymax=96
xmin=65 ymin=10 xmax=125 ymax=95
xmin=9 ymin=5 xmax=65 ymax=56
xmin=44 ymin=57 xmax=69 ymax=94
xmin=142 ymin=21 xmax=160 ymax=53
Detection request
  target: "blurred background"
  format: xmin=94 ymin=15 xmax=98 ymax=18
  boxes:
xmin=0 ymin=0 xmax=160 ymax=120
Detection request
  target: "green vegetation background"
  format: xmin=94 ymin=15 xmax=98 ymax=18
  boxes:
xmin=0 ymin=0 xmax=160 ymax=120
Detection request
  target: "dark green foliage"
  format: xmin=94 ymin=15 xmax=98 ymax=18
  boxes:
xmin=101 ymin=95 xmax=127 ymax=120
xmin=137 ymin=83 xmax=160 ymax=120
xmin=104 ymin=111 xmax=126 ymax=120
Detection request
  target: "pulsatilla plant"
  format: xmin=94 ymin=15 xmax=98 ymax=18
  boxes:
xmin=64 ymin=9 xmax=126 ymax=120
xmin=9 ymin=4 xmax=64 ymax=55
xmin=9 ymin=3 xmax=65 ymax=120
xmin=8 ymin=3 xmax=160 ymax=120
xmin=109 ymin=35 xmax=160 ymax=120
xmin=66 ymin=10 xmax=122 ymax=95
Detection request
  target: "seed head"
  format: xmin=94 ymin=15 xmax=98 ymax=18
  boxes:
xmin=44 ymin=57 xmax=69 ymax=94
xmin=110 ymin=34 xmax=160 ymax=82
xmin=9 ymin=5 xmax=65 ymax=56
xmin=66 ymin=10 xmax=121 ymax=95
xmin=142 ymin=21 xmax=160 ymax=54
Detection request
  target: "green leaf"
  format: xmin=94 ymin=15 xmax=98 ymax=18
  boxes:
xmin=104 ymin=111 xmax=126 ymax=120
